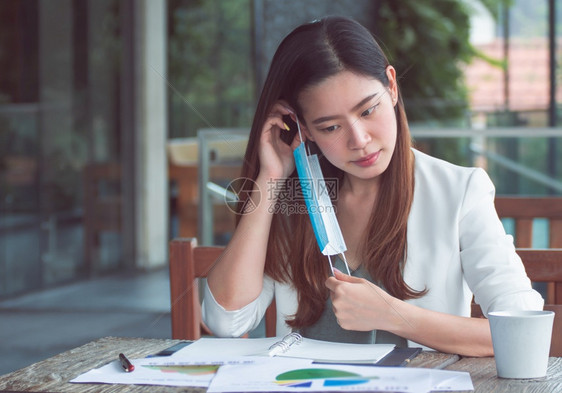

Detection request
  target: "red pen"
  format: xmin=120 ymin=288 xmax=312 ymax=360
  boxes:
xmin=119 ymin=353 xmax=135 ymax=372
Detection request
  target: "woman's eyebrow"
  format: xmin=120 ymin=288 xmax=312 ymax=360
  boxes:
xmin=351 ymin=92 xmax=379 ymax=112
xmin=311 ymin=92 xmax=380 ymax=125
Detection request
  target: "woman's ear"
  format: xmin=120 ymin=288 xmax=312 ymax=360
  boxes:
xmin=300 ymin=119 xmax=315 ymax=142
xmin=386 ymin=65 xmax=398 ymax=106
xmin=294 ymin=116 xmax=314 ymax=142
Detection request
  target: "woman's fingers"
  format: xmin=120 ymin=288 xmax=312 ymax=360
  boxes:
xmin=276 ymin=100 xmax=295 ymax=116
xmin=258 ymin=101 xmax=300 ymax=179
xmin=265 ymin=114 xmax=287 ymax=135
xmin=265 ymin=102 xmax=294 ymax=134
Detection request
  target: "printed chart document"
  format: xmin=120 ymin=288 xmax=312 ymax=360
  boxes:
xmin=71 ymin=355 xmax=473 ymax=392
xmin=207 ymin=360 xmax=474 ymax=393
xmin=71 ymin=337 xmax=473 ymax=392
xmin=171 ymin=335 xmax=396 ymax=364
xmin=430 ymin=368 xmax=476 ymax=392
xmin=70 ymin=356 xmax=273 ymax=387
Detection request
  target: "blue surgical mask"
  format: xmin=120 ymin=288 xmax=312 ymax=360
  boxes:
xmin=292 ymin=118 xmax=350 ymax=274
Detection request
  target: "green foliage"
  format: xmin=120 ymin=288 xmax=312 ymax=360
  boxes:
xmin=168 ymin=0 xmax=255 ymax=138
xmin=373 ymin=0 xmax=504 ymax=126
xmin=374 ymin=0 xmax=476 ymax=125
xmin=167 ymin=0 xmax=506 ymax=134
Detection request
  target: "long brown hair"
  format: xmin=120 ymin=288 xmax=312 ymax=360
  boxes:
xmin=238 ymin=16 xmax=424 ymax=330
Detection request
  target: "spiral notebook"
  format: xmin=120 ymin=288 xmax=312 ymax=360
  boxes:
xmin=171 ymin=333 xmax=399 ymax=365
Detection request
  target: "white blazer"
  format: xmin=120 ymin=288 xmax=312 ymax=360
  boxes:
xmin=202 ymin=149 xmax=544 ymax=340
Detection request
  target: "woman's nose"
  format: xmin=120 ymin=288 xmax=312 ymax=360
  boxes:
xmin=347 ymin=121 xmax=371 ymax=150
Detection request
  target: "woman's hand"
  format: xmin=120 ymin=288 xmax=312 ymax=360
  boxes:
xmin=325 ymin=269 xmax=494 ymax=356
xmin=258 ymin=101 xmax=302 ymax=181
xmin=326 ymin=269 xmax=398 ymax=332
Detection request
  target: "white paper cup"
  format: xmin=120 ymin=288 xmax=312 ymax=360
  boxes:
xmin=489 ymin=310 xmax=554 ymax=379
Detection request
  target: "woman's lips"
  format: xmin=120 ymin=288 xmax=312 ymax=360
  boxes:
xmin=352 ymin=151 xmax=380 ymax=167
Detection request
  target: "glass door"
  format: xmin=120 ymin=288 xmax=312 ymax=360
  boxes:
xmin=0 ymin=0 xmax=124 ymax=298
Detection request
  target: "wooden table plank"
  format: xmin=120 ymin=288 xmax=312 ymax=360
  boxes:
xmin=445 ymin=356 xmax=562 ymax=393
xmin=409 ymin=351 xmax=460 ymax=369
xmin=0 ymin=337 xmax=204 ymax=393
xmin=1 ymin=337 xmax=561 ymax=393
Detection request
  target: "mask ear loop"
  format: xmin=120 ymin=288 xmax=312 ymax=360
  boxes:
xmin=295 ymin=117 xmax=312 ymax=156
xmin=339 ymin=253 xmax=351 ymax=275
xmin=327 ymin=255 xmax=335 ymax=276
xmin=327 ymin=253 xmax=351 ymax=276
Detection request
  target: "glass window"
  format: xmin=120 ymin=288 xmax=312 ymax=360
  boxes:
xmin=0 ymin=0 xmax=124 ymax=298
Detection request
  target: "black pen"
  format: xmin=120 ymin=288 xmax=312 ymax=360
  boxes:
xmin=119 ymin=353 xmax=135 ymax=372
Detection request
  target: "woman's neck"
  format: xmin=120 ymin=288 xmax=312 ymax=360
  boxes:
xmin=340 ymin=174 xmax=381 ymax=199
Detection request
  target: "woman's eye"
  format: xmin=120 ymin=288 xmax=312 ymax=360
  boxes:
xmin=322 ymin=125 xmax=339 ymax=132
xmin=361 ymin=104 xmax=378 ymax=117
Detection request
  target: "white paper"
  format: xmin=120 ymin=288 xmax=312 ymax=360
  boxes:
xmin=207 ymin=360 xmax=474 ymax=393
xmin=207 ymin=360 xmax=432 ymax=393
xmin=70 ymin=353 xmax=473 ymax=392
xmin=171 ymin=337 xmax=279 ymax=358
xmin=70 ymin=356 xmax=261 ymax=387
xmin=70 ymin=337 xmax=472 ymax=392
xmin=277 ymin=338 xmax=394 ymax=363
xmin=171 ymin=337 xmax=395 ymax=364
xmin=429 ymin=368 xmax=474 ymax=391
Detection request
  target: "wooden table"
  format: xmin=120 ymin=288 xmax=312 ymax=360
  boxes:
xmin=0 ymin=337 xmax=560 ymax=392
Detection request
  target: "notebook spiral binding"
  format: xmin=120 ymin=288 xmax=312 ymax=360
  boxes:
xmin=268 ymin=332 xmax=303 ymax=353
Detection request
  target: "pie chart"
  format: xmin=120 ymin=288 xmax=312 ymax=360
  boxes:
xmin=275 ymin=368 xmax=373 ymax=387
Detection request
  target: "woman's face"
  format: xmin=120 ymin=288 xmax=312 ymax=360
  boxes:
xmin=297 ymin=67 xmax=398 ymax=182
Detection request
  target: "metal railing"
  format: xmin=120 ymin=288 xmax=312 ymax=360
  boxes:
xmin=197 ymin=127 xmax=562 ymax=245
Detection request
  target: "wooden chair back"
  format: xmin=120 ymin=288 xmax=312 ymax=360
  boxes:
xmin=472 ymin=249 xmax=562 ymax=356
xmin=471 ymin=197 xmax=562 ymax=355
xmin=169 ymin=237 xmax=277 ymax=340
xmin=495 ymin=196 xmax=562 ymax=304
xmin=515 ymin=249 xmax=562 ymax=357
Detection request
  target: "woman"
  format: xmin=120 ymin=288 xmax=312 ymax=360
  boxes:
xmin=202 ymin=16 xmax=543 ymax=356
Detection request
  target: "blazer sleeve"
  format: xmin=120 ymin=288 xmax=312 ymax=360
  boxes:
xmin=458 ymin=169 xmax=544 ymax=316
xmin=201 ymin=275 xmax=275 ymax=337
